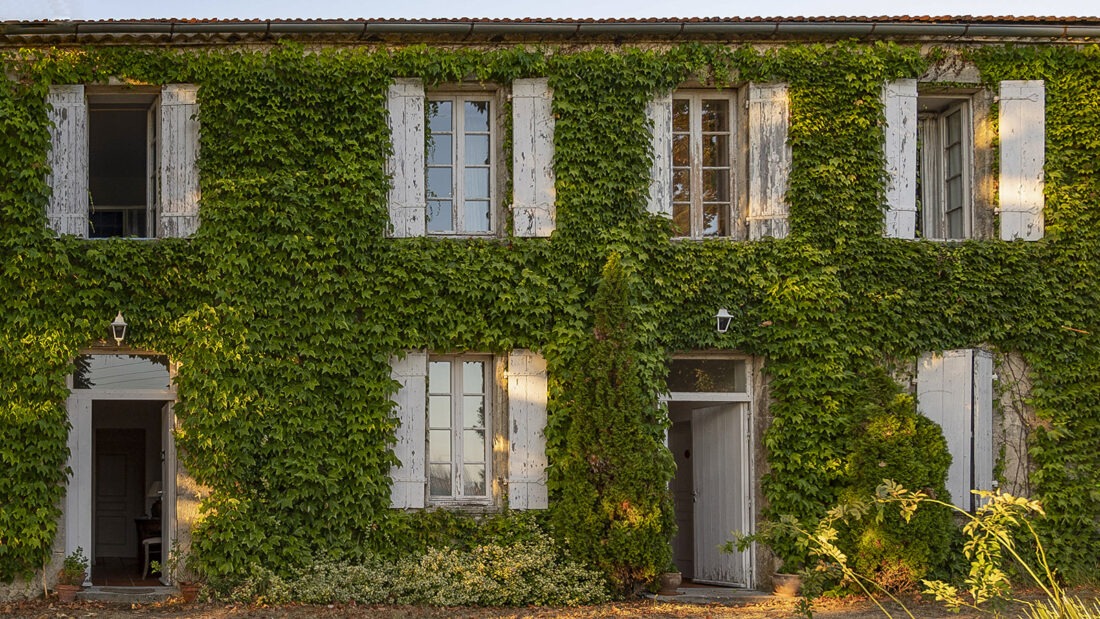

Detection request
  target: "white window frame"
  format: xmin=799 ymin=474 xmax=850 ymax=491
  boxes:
xmin=918 ymin=96 xmax=973 ymax=240
xmin=671 ymin=91 xmax=737 ymax=239
xmin=425 ymin=93 xmax=497 ymax=236
xmin=427 ymin=354 xmax=493 ymax=505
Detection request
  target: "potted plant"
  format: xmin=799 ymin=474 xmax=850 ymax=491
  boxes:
xmin=150 ymin=542 xmax=203 ymax=603
xmin=656 ymin=561 xmax=682 ymax=595
xmin=725 ymin=523 xmax=806 ymax=597
xmin=56 ymin=547 xmax=88 ymax=603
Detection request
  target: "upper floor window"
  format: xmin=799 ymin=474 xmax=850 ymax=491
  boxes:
xmin=918 ymin=95 xmax=973 ymax=240
xmin=648 ymin=84 xmax=790 ymax=241
xmin=426 ymin=95 xmax=496 ymax=235
xmin=46 ymin=84 xmax=201 ymax=239
xmin=88 ymin=91 xmax=158 ymax=238
xmin=672 ymin=93 xmax=735 ymax=238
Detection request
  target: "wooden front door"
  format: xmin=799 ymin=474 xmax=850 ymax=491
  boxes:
xmin=94 ymin=429 xmax=145 ymax=559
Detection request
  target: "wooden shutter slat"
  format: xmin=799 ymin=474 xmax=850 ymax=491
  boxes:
xmin=160 ymin=84 xmax=201 ymax=238
xmin=512 ymin=78 xmax=556 ymax=238
xmin=46 ymin=85 xmax=88 ymax=237
xmin=390 ymin=350 xmax=428 ymax=508
xmin=646 ymin=92 xmax=673 ymax=218
xmin=507 ymin=349 xmax=548 ymax=509
xmin=387 ymin=79 xmax=426 ymax=238
xmin=999 ymin=80 xmax=1045 ymax=241
xmin=882 ymin=79 xmax=918 ymax=239
xmin=747 ymin=83 xmax=791 ymax=240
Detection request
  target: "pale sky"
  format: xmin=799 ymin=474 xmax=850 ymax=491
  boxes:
xmin=1 ymin=0 xmax=1097 ymax=20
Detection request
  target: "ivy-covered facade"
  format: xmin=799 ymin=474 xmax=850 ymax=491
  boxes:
xmin=2 ymin=17 xmax=1100 ymax=599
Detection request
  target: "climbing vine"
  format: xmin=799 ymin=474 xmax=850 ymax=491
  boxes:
xmin=1 ymin=39 xmax=1098 ymax=587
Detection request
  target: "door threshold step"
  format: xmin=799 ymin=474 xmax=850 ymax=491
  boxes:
xmin=78 ymin=586 xmax=177 ymax=603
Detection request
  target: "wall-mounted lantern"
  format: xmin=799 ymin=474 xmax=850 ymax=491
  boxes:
xmin=110 ymin=312 xmax=128 ymax=346
xmin=715 ymin=308 xmax=733 ymax=334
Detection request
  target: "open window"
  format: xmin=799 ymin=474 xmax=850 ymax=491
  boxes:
xmin=917 ymin=94 xmax=973 ymax=240
xmin=46 ymin=84 xmax=200 ymax=239
xmin=87 ymin=89 xmax=159 ymax=238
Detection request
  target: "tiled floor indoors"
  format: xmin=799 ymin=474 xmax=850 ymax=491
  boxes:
xmin=89 ymin=556 xmax=163 ymax=587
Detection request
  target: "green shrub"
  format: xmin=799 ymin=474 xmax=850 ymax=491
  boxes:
xmin=838 ymin=369 xmax=956 ymax=590
xmin=549 ymin=253 xmax=676 ymax=593
xmin=218 ymin=530 xmax=609 ymax=607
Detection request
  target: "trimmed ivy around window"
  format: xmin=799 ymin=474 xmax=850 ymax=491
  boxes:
xmin=1 ymin=41 xmax=1099 ymax=588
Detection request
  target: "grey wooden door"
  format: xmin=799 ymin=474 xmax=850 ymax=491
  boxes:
xmin=692 ymin=404 xmax=746 ymax=586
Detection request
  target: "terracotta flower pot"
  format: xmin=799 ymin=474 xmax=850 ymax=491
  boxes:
xmin=657 ymin=571 xmax=682 ymax=595
xmin=56 ymin=583 xmax=81 ymax=603
xmin=178 ymin=581 xmax=201 ymax=603
xmin=771 ymin=572 xmax=802 ymax=597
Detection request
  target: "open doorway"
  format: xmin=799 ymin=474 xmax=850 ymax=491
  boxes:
xmin=65 ymin=354 xmax=177 ymax=587
xmin=666 ymin=357 xmax=754 ymax=588
xmin=91 ymin=400 xmax=166 ymax=586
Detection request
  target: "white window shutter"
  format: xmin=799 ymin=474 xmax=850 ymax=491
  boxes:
xmin=972 ymin=350 xmax=995 ymax=505
xmin=386 ymin=79 xmax=426 ymax=238
xmin=646 ymin=92 xmax=673 ymax=218
xmin=748 ymin=83 xmax=791 ymax=240
xmin=882 ymin=79 xmax=918 ymax=239
xmin=507 ymin=349 xmax=548 ymax=509
xmin=390 ymin=350 xmax=428 ymax=509
xmin=917 ymin=349 xmax=994 ymax=511
xmin=46 ymin=85 xmax=88 ymax=237
xmin=512 ymin=78 xmax=556 ymax=237
xmin=999 ymin=80 xmax=1045 ymax=241
xmin=159 ymin=84 xmax=201 ymax=238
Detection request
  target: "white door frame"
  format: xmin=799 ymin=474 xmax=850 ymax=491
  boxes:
xmin=664 ymin=355 xmax=756 ymax=588
xmin=65 ymin=369 xmax=176 ymax=586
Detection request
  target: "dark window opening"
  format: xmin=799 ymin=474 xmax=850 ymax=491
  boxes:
xmin=88 ymin=98 xmax=155 ymax=238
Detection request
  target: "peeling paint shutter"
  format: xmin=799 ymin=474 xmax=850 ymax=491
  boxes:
xmin=507 ymin=349 xmax=548 ymax=509
xmin=512 ymin=78 xmax=556 ymax=237
xmin=387 ymin=79 xmax=426 ymax=238
xmin=917 ymin=349 xmax=994 ymax=511
xmin=159 ymin=84 xmax=201 ymax=238
xmin=882 ymin=79 xmax=918 ymax=239
xmin=748 ymin=83 xmax=791 ymax=240
xmin=646 ymin=92 xmax=673 ymax=218
xmin=999 ymin=80 xmax=1045 ymax=241
xmin=46 ymin=85 xmax=88 ymax=237
xmin=390 ymin=350 xmax=427 ymax=509
xmin=972 ymin=350 xmax=994 ymax=506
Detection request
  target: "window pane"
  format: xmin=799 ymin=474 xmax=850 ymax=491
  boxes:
xmin=429 ymin=429 xmax=451 ymax=461
xmin=702 ymin=134 xmax=729 ymax=167
xmin=427 ymin=167 xmax=453 ymax=199
xmin=463 ymin=360 xmax=484 ymax=392
xmin=429 ymin=463 xmax=452 ymax=496
xmin=672 ymin=99 xmax=690 ymax=131
xmin=947 ymin=208 xmax=964 ymax=239
xmin=464 ymin=168 xmax=490 ymax=199
xmin=464 ymin=100 xmax=490 ymax=132
xmin=672 ymin=134 xmax=690 ymax=166
xmin=701 ymin=100 xmax=729 ymax=132
xmin=702 ymin=203 xmax=728 ymax=237
xmin=667 ymin=358 xmax=747 ymax=393
xmin=673 ymin=169 xmax=690 ymax=201
xmin=463 ymin=201 xmax=491 ymax=232
xmin=427 ymin=200 xmax=453 ymax=232
xmin=702 ymin=170 xmax=730 ymax=202
xmin=463 ymin=396 xmax=485 ymax=428
xmin=427 ymin=134 xmax=452 ymax=165
xmin=463 ymin=429 xmax=485 ymax=458
xmin=74 ymin=354 xmax=170 ymax=390
xmin=465 ymin=134 xmax=490 ymax=166
xmin=428 ymin=100 xmax=452 ymax=133
xmin=429 ymin=361 xmax=451 ymax=392
xmin=672 ymin=203 xmax=691 ymax=236
xmin=945 ymin=110 xmax=962 ymax=143
xmin=429 ymin=395 xmax=450 ymax=428
xmin=463 ymin=464 xmax=486 ymax=496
